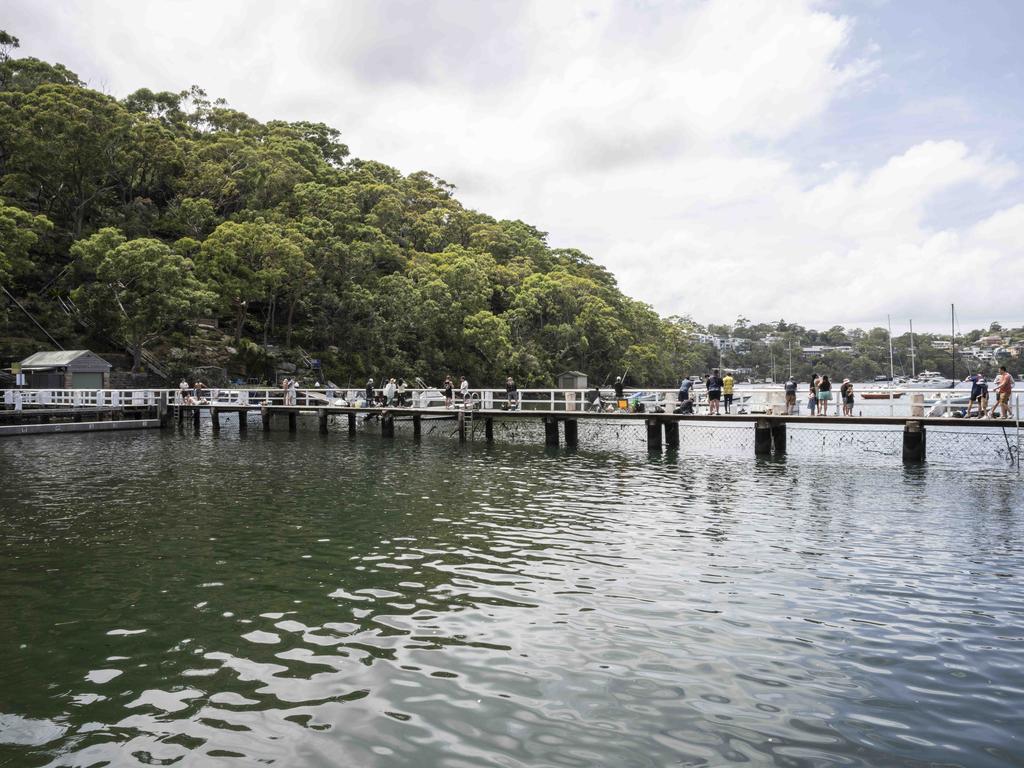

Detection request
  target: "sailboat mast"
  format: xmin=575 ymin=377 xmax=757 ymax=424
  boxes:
xmin=887 ymin=315 xmax=894 ymax=381
xmin=951 ymin=304 xmax=956 ymax=380
xmin=909 ymin=319 xmax=916 ymax=378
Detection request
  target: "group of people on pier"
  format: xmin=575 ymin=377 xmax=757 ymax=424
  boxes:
xmin=797 ymin=373 xmax=856 ymax=417
xmin=670 ymin=369 xmax=848 ymax=418
xmin=671 ymin=369 xmax=736 ymax=415
xmin=179 ymin=365 xmax=1015 ymax=420
xmin=965 ymin=366 xmax=1015 ymax=419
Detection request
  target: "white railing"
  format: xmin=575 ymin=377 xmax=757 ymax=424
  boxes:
xmin=1 ymin=388 xmax=164 ymax=409
xmin=1 ymin=385 xmax=1017 ymax=423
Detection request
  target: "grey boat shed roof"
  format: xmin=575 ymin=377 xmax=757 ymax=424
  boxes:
xmin=19 ymin=350 xmax=112 ymax=372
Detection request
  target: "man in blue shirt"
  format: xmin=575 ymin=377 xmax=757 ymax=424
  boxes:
xmin=965 ymin=371 xmax=985 ymax=417
xmin=784 ymin=376 xmax=798 ymax=415
xmin=678 ymin=376 xmax=692 ymax=403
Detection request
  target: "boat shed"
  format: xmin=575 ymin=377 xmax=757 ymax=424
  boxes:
xmin=557 ymin=371 xmax=588 ymax=389
xmin=18 ymin=350 xmax=112 ymax=389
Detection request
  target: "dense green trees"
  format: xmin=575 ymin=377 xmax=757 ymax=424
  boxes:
xmin=0 ymin=32 xmax=715 ymax=386
xmin=0 ymin=200 xmax=50 ymax=283
xmin=70 ymin=229 xmax=211 ymax=371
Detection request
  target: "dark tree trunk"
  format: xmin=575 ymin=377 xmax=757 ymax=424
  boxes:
xmin=234 ymin=304 xmax=246 ymax=345
xmin=286 ymin=295 xmax=297 ymax=348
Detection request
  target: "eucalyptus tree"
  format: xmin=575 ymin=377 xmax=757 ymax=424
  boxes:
xmin=70 ymin=228 xmax=211 ymax=370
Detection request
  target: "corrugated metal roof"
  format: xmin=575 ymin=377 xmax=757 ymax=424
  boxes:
xmin=19 ymin=350 xmax=111 ymax=371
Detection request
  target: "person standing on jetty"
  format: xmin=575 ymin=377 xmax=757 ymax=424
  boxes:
xmin=505 ymin=376 xmax=518 ymax=409
xmin=397 ymin=378 xmax=408 ymax=407
xmin=817 ymin=375 xmax=832 ymax=415
xmin=991 ymin=366 xmax=1014 ymax=419
xmin=977 ymin=374 xmax=989 ymax=416
xmin=722 ymin=371 xmax=735 ymax=414
xmin=384 ymin=377 xmax=396 ymax=406
xmin=678 ymin=376 xmax=693 ymax=407
xmin=442 ymin=375 xmax=454 ymax=408
xmin=784 ymin=376 xmax=797 ymax=415
xmin=840 ymin=379 xmax=854 ymax=416
xmin=364 ymin=378 xmax=375 ymax=407
xmin=460 ymin=376 xmax=470 ymax=405
xmin=808 ymin=373 xmax=819 ymax=415
xmin=706 ymin=369 xmax=723 ymax=415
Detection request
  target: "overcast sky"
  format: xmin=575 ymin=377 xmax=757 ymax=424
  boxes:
xmin=5 ymin=0 xmax=1023 ymax=332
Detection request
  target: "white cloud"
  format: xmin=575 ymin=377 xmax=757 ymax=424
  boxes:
xmin=4 ymin=0 xmax=1022 ymax=330
xmin=601 ymin=141 xmax=1019 ymax=327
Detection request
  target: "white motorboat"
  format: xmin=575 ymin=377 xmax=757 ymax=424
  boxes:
xmin=907 ymin=370 xmax=955 ymax=389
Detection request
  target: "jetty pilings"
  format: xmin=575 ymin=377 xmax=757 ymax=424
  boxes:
xmin=771 ymin=422 xmax=787 ymax=454
xmin=754 ymin=418 xmax=773 ymax=455
xmin=902 ymin=421 xmax=926 ymax=463
xmin=544 ymin=417 xmax=559 ymax=446
xmin=664 ymin=420 xmax=679 ymax=448
xmin=646 ymin=418 xmax=662 ymax=450
xmin=564 ymin=419 xmax=578 ymax=447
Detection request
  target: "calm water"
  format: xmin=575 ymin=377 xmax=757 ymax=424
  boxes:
xmin=1 ymin=422 xmax=1022 ymax=767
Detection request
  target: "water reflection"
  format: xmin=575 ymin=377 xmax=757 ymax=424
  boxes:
xmin=0 ymin=426 xmax=1022 ymax=767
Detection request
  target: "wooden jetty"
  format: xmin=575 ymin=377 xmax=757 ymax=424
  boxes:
xmin=2 ymin=387 xmax=1019 ymax=466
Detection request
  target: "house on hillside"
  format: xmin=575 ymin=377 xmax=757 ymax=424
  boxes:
xmin=16 ymin=350 xmax=111 ymax=389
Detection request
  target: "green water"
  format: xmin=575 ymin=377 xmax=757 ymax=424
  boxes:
xmin=1 ymin=422 xmax=1022 ymax=767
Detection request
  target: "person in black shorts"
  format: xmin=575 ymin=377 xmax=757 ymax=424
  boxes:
xmin=505 ymin=376 xmax=518 ymax=409
xmin=706 ymin=368 xmax=723 ymax=415
xmin=442 ymin=375 xmax=454 ymax=408
xmin=784 ymin=376 xmax=798 ymax=415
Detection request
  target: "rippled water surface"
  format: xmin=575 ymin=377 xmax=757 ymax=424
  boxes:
xmin=1 ymin=423 xmax=1023 ymax=767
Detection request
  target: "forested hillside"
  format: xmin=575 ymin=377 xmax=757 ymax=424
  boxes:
xmin=0 ymin=32 xmax=704 ymax=386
